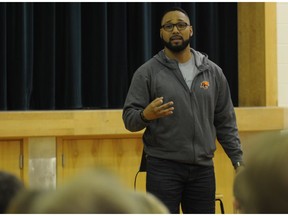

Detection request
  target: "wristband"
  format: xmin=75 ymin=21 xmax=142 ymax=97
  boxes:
xmin=234 ymin=161 xmax=244 ymax=169
xmin=140 ymin=110 xmax=150 ymax=123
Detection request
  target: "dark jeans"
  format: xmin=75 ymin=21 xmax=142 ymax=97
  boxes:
xmin=146 ymin=156 xmax=215 ymax=214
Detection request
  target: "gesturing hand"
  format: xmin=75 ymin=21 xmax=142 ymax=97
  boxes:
xmin=143 ymin=97 xmax=174 ymax=121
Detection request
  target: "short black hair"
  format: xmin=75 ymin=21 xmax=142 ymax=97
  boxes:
xmin=0 ymin=171 xmax=24 ymax=213
xmin=161 ymin=7 xmax=190 ymax=25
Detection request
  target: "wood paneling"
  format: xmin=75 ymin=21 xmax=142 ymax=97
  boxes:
xmin=0 ymin=107 xmax=286 ymax=138
xmin=238 ymin=3 xmax=277 ymax=106
xmin=214 ymin=142 xmax=235 ymax=213
xmin=0 ymin=107 xmax=287 ymax=213
xmin=0 ymin=110 xmax=141 ymax=138
xmin=56 ymin=137 xmax=144 ymax=188
xmin=0 ymin=140 xmax=23 ymax=180
xmin=56 ymin=137 xmax=233 ymax=213
xmin=236 ymin=107 xmax=287 ymax=131
xmin=264 ymin=3 xmax=277 ymax=106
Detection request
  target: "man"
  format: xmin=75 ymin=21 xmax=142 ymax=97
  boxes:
xmin=123 ymin=7 xmax=243 ymax=213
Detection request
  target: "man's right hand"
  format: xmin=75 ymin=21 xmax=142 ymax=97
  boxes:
xmin=143 ymin=97 xmax=174 ymax=121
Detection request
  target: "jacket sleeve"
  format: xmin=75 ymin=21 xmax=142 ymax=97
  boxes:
xmin=214 ymin=69 xmax=243 ymax=167
xmin=122 ymin=67 xmax=152 ymax=132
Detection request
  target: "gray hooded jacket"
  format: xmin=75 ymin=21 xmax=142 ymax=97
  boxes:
xmin=123 ymin=48 xmax=243 ymax=167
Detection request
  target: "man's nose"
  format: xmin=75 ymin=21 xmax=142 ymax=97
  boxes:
xmin=172 ymin=25 xmax=180 ymax=33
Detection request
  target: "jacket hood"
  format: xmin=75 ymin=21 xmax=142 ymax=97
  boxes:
xmin=154 ymin=48 xmax=209 ymax=70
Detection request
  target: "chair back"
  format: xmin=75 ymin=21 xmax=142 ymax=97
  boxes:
xmin=139 ymin=150 xmax=147 ymax=172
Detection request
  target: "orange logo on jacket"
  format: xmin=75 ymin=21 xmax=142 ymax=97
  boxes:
xmin=200 ymin=81 xmax=209 ymax=89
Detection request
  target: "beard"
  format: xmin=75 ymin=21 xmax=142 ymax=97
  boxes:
xmin=161 ymin=36 xmax=190 ymax=53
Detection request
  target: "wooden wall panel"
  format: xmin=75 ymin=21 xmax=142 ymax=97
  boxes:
xmin=213 ymin=142 xmax=235 ymax=213
xmin=0 ymin=140 xmax=23 ymax=180
xmin=57 ymin=137 xmax=144 ymax=189
xmin=238 ymin=3 xmax=277 ymax=106
xmin=264 ymin=3 xmax=277 ymax=106
xmin=56 ymin=138 xmax=233 ymax=213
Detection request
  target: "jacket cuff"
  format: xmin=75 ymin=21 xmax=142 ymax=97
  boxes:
xmin=140 ymin=110 xmax=151 ymax=123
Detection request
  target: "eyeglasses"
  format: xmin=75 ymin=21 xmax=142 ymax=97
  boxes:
xmin=161 ymin=22 xmax=189 ymax=32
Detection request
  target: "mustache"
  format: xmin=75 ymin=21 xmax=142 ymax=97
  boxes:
xmin=170 ymin=35 xmax=183 ymax=41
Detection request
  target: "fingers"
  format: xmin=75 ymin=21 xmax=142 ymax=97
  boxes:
xmin=158 ymin=101 xmax=174 ymax=111
xmin=155 ymin=101 xmax=174 ymax=114
xmin=151 ymin=97 xmax=164 ymax=108
xmin=143 ymin=97 xmax=174 ymax=121
xmin=150 ymin=97 xmax=174 ymax=116
xmin=151 ymin=97 xmax=173 ymax=109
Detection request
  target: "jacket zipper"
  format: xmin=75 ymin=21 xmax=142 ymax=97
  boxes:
xmin=176 ymin=64 xmax=197 ymax=164
xmin=189 ymin=67 xmax=208 ymax=164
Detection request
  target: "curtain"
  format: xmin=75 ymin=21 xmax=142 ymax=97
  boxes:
xmin=0 ymin=2 xmax=238 ymax=110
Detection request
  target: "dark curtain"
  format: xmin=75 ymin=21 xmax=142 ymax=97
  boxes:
xmin=0 ymin=2 xmax=238 ymax=110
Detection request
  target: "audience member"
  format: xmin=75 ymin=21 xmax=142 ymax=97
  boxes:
xmin=9 ymin=167 xmax=168 ymax=213
xmin=0 ymin=171 xmax=24 ymax=213
xmin=233 ymin=132 xmax=288 ymax=213
xmin=233 ymin=169 xmax=250 ymax=213
xmin=6 ymin=189 xmax=44 ymax=213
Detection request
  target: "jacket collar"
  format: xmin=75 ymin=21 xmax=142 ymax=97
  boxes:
xmin=154 ymin=48 xmax=210 ymax=72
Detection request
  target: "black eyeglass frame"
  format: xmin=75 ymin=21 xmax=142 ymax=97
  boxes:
xmin=161 ymin=22 xmax=190 ymax=32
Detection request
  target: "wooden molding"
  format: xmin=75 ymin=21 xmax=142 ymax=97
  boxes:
xmin=0 ymin=108 xmax=287 ymax=138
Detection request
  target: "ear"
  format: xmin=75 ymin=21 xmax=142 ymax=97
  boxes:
xmin=233 ymin=198 xmax=241 ymax=213
xmin=190 ymin=26 xmax=193 ymax=37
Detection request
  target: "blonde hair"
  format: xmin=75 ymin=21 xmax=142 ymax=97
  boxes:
xmin=233 ymin=132 xmax=288 ymax=213
xmin=31 ymin=168 xmax=169 ymax=214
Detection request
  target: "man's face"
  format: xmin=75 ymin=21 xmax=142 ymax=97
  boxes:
xmin=160 ymin=11 xmax=193 ymax=53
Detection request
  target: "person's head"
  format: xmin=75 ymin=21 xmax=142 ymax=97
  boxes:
xmin=6 ymin=189 xmax=45 ymax=213
xmin=233 ymin=132 xmax=288 ymax=213
xmin=0 ymin=171 xmax=24 ymax=213
xmin=31 ymin=167 xmax=168 ymax=213
xmin=160 ymin=7 xmax=193 ymax=53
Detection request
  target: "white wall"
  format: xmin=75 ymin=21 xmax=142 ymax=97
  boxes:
xmin=277 ymin=3 xmax=288 ymax=106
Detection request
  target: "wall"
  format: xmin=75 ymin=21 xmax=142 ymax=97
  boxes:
xmin=0 ymin=108 xmax=288 ymax=213
xmin=277 ymin=3 xmax=288 ymax=106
